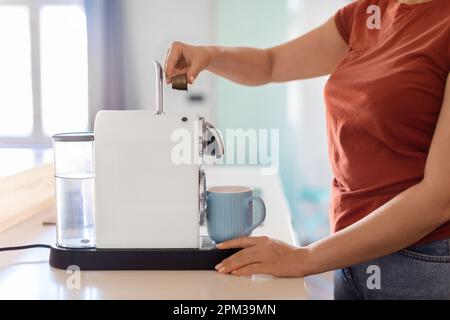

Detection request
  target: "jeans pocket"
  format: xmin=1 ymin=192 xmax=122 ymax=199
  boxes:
xmin=400 ymin=239 xmax=450 ymax=263
xmin=343 ymin=267 xmax=362 ymax=293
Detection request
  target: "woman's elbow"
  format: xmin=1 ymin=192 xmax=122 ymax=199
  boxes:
xmin=443 ymin=198 xmax=450 ymax=222
xmin=422 ymin=180 xmax=450 ymax=223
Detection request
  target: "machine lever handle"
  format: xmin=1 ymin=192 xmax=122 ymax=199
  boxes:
xmin=154 ymin=60 xmax=164 ymax=115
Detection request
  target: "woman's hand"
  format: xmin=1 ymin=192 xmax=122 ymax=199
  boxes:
xmin=164 ymin=41 xmax=215 ymax=85
xmin=215 ymin=236 xmax=311 ymax=277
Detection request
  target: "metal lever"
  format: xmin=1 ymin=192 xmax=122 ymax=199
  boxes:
xmin=154 ymin=60 xmax=164 ymax=115
xmin=205 ymin=121 xmax=224 ymax=158
xmin=199 ymin=168 xmax=207 ymax=226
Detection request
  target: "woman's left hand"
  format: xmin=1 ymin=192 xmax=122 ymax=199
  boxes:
xmin=215 ymin=236 xmax=310 ymax=277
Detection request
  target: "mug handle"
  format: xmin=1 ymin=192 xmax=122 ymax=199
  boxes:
xmin=245 ymin=196 xmax=266 ymax=234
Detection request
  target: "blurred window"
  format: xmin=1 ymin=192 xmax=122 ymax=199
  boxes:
xmin=0 ymin=6 xmax=33 ymax=137
xmin=0 ymin=0 xmax=87 ymax=146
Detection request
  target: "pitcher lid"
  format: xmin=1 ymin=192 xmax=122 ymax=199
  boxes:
xmin=53 ymin=132 xmax=94 ymax=142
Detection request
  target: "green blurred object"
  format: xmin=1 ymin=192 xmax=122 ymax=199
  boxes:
xmin=214 ymin=0 xmax=335 ymax=245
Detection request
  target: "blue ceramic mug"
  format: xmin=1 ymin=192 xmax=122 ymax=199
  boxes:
xmin=206 ymin=186 xmax=266 ymax=243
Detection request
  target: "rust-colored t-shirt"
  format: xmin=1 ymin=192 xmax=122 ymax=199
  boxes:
xmin=324 ymin=0 xmax=450 ymax=244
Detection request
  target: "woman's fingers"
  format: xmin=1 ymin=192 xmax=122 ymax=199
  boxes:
xmin=215 ymin=247 xmax=260 ymax=273
xmin=186 ymin=60 xmax=202 ymax=84
xmin=232 ymin=263 xmax=269 ymax=276
xmin=216 ymin=236 xmax=307 ymax=277
xmin=217 ymin=236 xmax=269 ymax=249
xmin=164 ymin=42 xmax=212 ymax=85
xmin=164 ymin=42 xmax=184 ymax=83
xmin=163 ymin=48 xmax=171 ymax=84
xmin=175 ymin=54 xmax=188 ymax=69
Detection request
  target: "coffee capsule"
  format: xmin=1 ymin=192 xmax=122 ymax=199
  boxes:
xmin=171 ymin=74 xmax=188 ymax=91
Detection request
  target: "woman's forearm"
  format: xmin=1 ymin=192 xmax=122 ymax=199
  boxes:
xmin=165 ymin=17 xmax=347 ymax=86
xmin=215 ymin=180 xmax=450 ymax=278
xmin=205 ymin=17 xmax=348 ymax=86
xmin=304 ymin=181 xmax=450 ymax=276
xmin=206 ymin=46 xmax=273 ymax=86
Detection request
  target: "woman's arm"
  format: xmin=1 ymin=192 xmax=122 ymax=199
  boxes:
xmin=216 ymin=74 xmax=450 ymax=277
xmin=164 ymin=17 xmax=348 ymax=86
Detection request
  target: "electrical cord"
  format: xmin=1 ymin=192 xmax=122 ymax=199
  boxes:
xmin=0 ymin=244 xmax=51 ymax=251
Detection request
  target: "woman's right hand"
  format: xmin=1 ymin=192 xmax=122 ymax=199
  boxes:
xmin=164 ymin=41 xmax=215 ymax=85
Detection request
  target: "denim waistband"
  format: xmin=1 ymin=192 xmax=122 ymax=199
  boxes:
xmin=404 ymin=238 xmax=450 ymax=257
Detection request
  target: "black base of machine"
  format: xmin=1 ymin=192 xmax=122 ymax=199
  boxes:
xmin=49 ymin=246 xmax=239 ymax=270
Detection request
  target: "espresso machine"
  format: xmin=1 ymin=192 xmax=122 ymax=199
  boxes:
xmin=49 ymin=61 xmax=237 ymax=270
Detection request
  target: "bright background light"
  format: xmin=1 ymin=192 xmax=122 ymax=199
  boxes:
xmin=40 ymin=5 xmax=88 ymax=136
xmin=0 ymin=6 xmax=33 ymax=136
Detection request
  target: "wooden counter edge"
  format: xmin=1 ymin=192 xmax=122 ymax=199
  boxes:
xmin=0 ymin=164 xmax=55 ymax=233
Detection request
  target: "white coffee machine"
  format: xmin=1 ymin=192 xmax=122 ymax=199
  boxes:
xmin=94 ymin=61 xmax=223 ymax=249
xmin=49 ymin=61 xmax=237 ymax=270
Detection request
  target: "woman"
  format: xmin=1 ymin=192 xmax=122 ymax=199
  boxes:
xmin=164 ymin=0 xmax=450 ymax=299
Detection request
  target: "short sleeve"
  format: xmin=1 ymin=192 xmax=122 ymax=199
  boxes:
xmin=334 ymin=1 xmax=359 ymax=44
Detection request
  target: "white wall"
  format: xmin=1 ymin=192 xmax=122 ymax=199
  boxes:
xmin=120 ymin=0 xmax=214 ymax=118
xmin=287 ymin=0 xmax=349 ymax=188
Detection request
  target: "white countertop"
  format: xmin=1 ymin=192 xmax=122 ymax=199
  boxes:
xmin=0 ymin=165 xmax=307 ymax=299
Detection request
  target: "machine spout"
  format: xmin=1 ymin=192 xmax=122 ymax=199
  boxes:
xmin=154 ymin=60 xmax=164 ymax=114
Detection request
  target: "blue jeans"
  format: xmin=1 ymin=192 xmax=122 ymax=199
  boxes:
xmin=334 ymin=239 xmax=450 ymax=299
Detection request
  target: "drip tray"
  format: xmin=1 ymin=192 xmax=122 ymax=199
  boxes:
xmin=49 ymin=237 xmax=238 ymax=270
